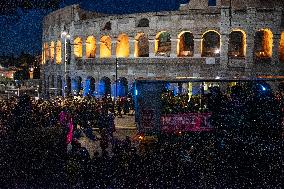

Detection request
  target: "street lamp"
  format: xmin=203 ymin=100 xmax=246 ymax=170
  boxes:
xmin=115 ymin=58 xmax=118 ymax=100
xmin=61 ymin=31 xmax=71 ymax=97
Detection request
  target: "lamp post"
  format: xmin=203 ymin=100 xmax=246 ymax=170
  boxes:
xmin=115 ymin=58 xmax=118 ymax=100
xmin=61 ymin=31 xmax=70 ymax=97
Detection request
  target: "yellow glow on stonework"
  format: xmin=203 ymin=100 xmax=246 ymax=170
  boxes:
xmin=135 ymin=33 xmax=150 ymax=57
xmin=86 ymin=36 xmax=96 ymax=58
xmin=201 ymin=30 xmax=221 ymax=57
xmin=56 ymin=41 xmax=62 ymax=64
xmin=43 ymin=43 xmax=49 ymax=64
xmin=134 ymin=33 xmax=143 ymax=57
xmin=256 ymin=29 xmax=273 ymax=58
xmin=74 ymin=37 xmax=83 ymax=58
xmin=262 ymin=29 xmax=273 ymax=57
xmin=155 ymin=31 xmax=166 ymax=54
xmin=116 ymin=34 xmax=130 ymax=58
xmin=279 ymin=32 xmax=284 ymax=62
xmin=100 ymin=36 xmax=111 ymax=58
xmin=231 ymin=29 xmax=247 ymax=57
xmin=50 ymin=41 xmax=55 ymax=61
xmin=177 ymin=31 xmax=194 ymax=57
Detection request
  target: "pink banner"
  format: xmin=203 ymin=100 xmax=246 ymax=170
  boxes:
xmin=161 ymin=113 xmax=213 ymax=133
xmin=66 ymin=118 xmax=74 ymax=144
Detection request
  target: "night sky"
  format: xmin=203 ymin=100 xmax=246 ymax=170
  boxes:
xmin=0 ymin=0 xmax=189 ymax=56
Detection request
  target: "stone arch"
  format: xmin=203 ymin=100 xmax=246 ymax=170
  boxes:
xmin=84 ymin=76 xmax=96 ymax=96
xmin=116 ymin=33 xmax=130 ymax=58
xmin=56 ymin=40 xmax=62 ymax=64
xmin=134 ymin=33 xmax=149 ymax=57
xmin=100 ymin=35 xmax=112 ymax=58
xmin=177 ymin=31 xmax=194 ymax=57
xmin=116 ymin=77 xmax=128 ymax=97
xmin=280 ymin=32 xmax=284 ymax=62
xmin=86 ymin=36 xmax=96 ymax=58
xmin=201 ymin=30 xmax=221 ymax=57
xmin=103 ymin=21 xmax=111 ymax=30
xmin=43 ymin=43 xmax=49 ymax=64
xmin=228 ymin=30 xmax=246 ymax=58
xmin=50 ymin=41 xmax=55 ymax=62
xmin=254 ymin=28 xmax=273 ymax=58
xmin=98 ymin=77 xmax=111 ymax=96
xmin=74 ymin=37 xmax=83 ymax=58
xmin=72 ymin=76 xmax=83 ymax=96
xmin=155 ymin=31 xmax=171 ymax=57
xmin=57 ymin=76 xmax=63 ymax=96
xmin=137 ymin=18 xmax=149 ymax=27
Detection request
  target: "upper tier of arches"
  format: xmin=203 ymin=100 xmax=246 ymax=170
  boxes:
xmin=42 ymin=28 xmax=283 ymax=64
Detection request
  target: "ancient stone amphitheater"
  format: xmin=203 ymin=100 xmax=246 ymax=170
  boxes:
xmin=41 ymin=0 xmax=284 ymax=97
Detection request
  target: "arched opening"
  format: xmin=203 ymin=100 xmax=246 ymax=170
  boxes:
xmin=72 ymin=76 xmax=83 ymax=96
xmin=86 ymin=36 xmax=96 ymax=58
xmin=84 ymin=77 xmax=95 ymax=96
xmin=50 ymin=41 xmax=55 ymax=62
xmin=137 ymin=18 xmax=149 ymax=27
xmin=254 ymin=29 xmax=273 ymax=58
xmin=115 ymin=77 xmax=128 ymax=97
xmin=228 ymin=30 xmax=246 ymax=58
xmin=279 ymin=32 xmax=284 ymax=62
xmin=177 ymin=31 xmax=194 ymax=57
xmin=103 ymin=21 xmax=112 ymax=30
xmin=56 ymin=41 xmax=62 ymax=64
xmin=100 ymin=36 xmax=112 ymax=58
xmin=57 ymin=76 xmax=63 ymax=96
xmin=116 ymin=34 xmax=130 ymax=58
xmin=98 ymin=77 xmax=111 ymax=96
xmin=43 ymin=43 xmax=49 ymax=64
xmin=74 ymin=37 xmax=83 ymax=59
xmin=66 ymin=76 xmax=72 ymax=96
xmin=134 ymin=33 xmax=149 ymax=57
xmin=155 ymin=31 xmax=171 ymax=57
xmin=202 ymin=30 xmax=220 ymax=57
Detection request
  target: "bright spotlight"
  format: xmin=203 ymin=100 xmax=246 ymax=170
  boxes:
xmin=214 ymin=49 xmax=220 ymax=54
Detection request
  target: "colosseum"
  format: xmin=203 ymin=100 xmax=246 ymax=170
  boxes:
xmin=41 ymin=0 xmax=284 ymax=98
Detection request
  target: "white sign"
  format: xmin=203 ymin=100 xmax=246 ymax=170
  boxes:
xmin=206 ymin=58 xmax=216 ymax=65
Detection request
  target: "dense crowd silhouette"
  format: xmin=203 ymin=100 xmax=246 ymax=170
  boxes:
xmin=0 ymin=81 xmax=283 ymax=188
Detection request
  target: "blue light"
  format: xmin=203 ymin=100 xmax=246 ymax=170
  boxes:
xmin=135 ymin=89 xmax=138 ymax=96
xmin=261 ymin=85 xmax=266 ymax=91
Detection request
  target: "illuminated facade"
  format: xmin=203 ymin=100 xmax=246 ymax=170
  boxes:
xmin=41 ymin=0 xmax=284 ymax=97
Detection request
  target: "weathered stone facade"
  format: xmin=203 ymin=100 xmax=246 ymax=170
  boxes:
xmin=41 ymin=0 xmax=284 ymax=97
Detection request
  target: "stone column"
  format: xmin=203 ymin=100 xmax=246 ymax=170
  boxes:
xmin=61 ymin=39 xmax=65 ymax=65
xmin=272 ymin=33 xmax=281 ymax=65
xmin=70 ymin=37 xmax=75 ymax=63
xmin=170 ymin=38 xmax=178 ymax=57
xmin=220 ymin=34 xmax=229 ymax=69
xmin=82 ymin=39 xmax=86 ymax=60
xmin=148 ymin=38 xmax=155 ymax=58
xmin=193 ymin=34 xmax=202 ymax=58
xmin=111 ymin=40 xmax=117 ymax=58
xmin=246 ymin=7 xmax=256 ymax=69
xmin=129 ymin=38 xmax=135 ymax=58
xmin=246 ymin=32 xmax=255 ymax=68
xmin=96 ymin=42 xmax=100 ymax=58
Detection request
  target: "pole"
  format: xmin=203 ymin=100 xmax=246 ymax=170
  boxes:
xmin=64 ymin=36 xmax=67 ymax=97
xmin=115 ymin=58 xmax=118 ymax=100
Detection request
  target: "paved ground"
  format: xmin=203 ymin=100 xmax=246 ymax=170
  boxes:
xmin=79 ymin=114 xmax=137 ymax=158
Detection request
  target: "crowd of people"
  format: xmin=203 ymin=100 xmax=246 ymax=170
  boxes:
xmin=0 ymin=81 xmax=283 ymax=188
